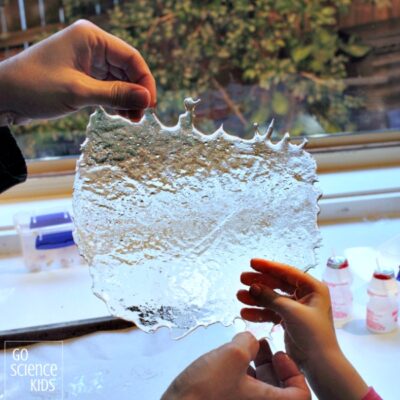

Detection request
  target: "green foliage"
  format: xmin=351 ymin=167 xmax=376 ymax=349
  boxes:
xmin=13 ymin=109 xmax=90 ymax=158
xmin=105 ymin=0 xmax=370 ymax=136
xmin=16 ymin=0 xmax=374 ymax=157
xmin=339 ymin=36 xmax=371 ymax=58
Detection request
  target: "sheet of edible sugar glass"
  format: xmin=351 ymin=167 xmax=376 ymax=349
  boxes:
xmin=73 ymin=98 xmax=321 ymax=338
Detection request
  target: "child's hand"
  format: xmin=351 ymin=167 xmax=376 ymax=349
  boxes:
xmin=237 ymin=258 xmax=338 ymax=366
xmin=237 ymin=258 xmax=369 ymax=400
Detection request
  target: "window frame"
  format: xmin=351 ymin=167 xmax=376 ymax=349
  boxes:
xmin=0 ymin=128 xmax=397 ymax=202
xmin=20 ymin=128 xmax=400 ymax=176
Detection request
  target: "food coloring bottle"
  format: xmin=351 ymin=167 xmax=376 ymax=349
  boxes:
xmin=322 ymin=256 xmax=352 ymax=327
xmin=367 ymin=269 xmax=398 ymax=334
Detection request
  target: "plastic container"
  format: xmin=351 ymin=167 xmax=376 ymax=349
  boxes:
xmin=367 ymin=269 xmax=398 ymax=334
xmin=322 ymin=256 xmax=353 ymax=327
xmin=14 ymin=209 xmax=83 ymax=272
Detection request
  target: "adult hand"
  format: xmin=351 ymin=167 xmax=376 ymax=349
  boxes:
xmin=162 ymin=331 xmax=310 ymax=400
xmin=0 ymin=19 xmax=156 ymax=125
xmin=238 ymin=258 xmax=369 ymax=400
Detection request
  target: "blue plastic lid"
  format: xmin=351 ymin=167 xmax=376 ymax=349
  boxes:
xmin=35 ymin=231 xmax=75 ymax=250
xmin=30 ymin=212 xmax=72 ymax=229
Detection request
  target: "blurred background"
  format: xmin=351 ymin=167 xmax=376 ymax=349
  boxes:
xmin=0 ymin=0 xmax=400 ymax=158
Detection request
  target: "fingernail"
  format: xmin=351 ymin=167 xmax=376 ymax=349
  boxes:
xmin=130 ymin=87 xmax=151 ymax=108
xmin=250 ymin=284 xmax=262 ymax=297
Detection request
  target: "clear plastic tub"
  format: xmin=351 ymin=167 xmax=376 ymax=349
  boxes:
xmin=14 ymin=209 xmax=84 ymax=272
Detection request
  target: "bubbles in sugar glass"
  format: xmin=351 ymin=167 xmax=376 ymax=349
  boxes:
xmin=73 ymin=98 xmax=321 ymax=338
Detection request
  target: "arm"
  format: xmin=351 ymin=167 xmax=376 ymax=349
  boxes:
xmin=0 ymin=19 xmax=156 ymax=126
xmin=238 ymin=259 xmax=370 ymax=400
xmin=302 ymin=347 xmax=370 ymax=400
xmin=162 ymin=331 xmax=310 ymax=400
xmin=0 ymin=19 xmax=156 ymax=193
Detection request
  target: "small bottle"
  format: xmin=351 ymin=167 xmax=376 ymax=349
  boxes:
xmin=367 ymin=269 xmax=399 ymax=334
xmin=322 ymin=256 xmax=352 ymax=327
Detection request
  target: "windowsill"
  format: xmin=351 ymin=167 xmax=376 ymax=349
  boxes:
xmin=0 ymin=256 xmax=109 ymax=332
xmin=1 ymin=217 xmax=399 ymax=329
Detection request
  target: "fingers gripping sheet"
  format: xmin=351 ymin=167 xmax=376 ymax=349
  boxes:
xmin=73 ymin=98 xmax=321 ymax=338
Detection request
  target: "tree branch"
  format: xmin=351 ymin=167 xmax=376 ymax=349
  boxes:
xmin=212 ymin=78 xmax=247 ymax=127
xmin=143 ymin=13 xmax=175 ymax=51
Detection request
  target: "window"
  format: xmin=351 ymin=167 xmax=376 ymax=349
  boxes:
xmin=1 ymin=0 xmax=400 ymax=162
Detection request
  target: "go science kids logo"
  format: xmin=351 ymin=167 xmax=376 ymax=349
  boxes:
xmin=4 ymin=341 xmax=63 ymax=398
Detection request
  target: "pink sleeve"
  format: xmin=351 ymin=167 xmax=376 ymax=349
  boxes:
xmin=362 ymin=387 xmax=382 ymax=400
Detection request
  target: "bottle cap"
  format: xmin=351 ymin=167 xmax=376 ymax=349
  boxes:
xmin=327 ymin=256 xmax=349 ymax=269
xmin=373 ymin=269 xmax=395 ymax=280
xmin=369 ymin=269 xmax=398 ymax=296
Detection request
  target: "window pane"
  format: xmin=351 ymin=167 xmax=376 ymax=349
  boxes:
xmin=1 ymin=0 xmax=400 ymax=159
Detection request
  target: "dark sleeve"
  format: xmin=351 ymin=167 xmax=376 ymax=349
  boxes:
xmin=0 ymin=126 xmax=27 ymax=193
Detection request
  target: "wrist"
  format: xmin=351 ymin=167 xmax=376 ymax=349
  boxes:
xmin=301 ymin=343 xmax=342 ymax=372
xmin=302 ymin=347 xmax=369 ymax=400
xmin=295 ymin=338 xmax=341 ymax=374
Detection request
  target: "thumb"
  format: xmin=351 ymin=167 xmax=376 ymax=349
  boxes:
xmin=272 ymin=351 xmax=309 ymax=393
xmin=243 ymin=351 xmax=310 ymax=400
xmin=249 ymin=284 xmax=299 ymax=318
xmin=79 ymin=76 xmax=151 ymax=110
xmin=229 ymin=331 xmax=260 ymax=368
